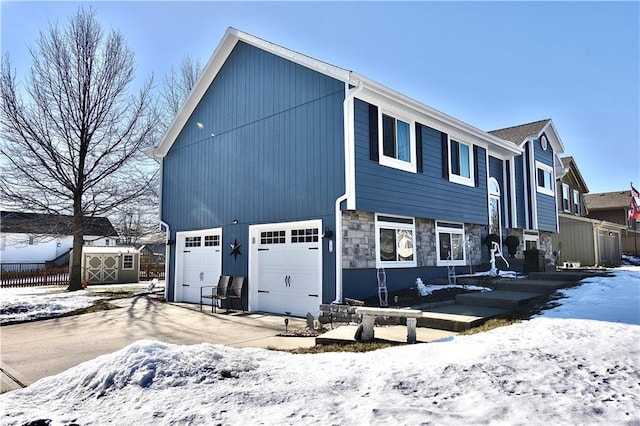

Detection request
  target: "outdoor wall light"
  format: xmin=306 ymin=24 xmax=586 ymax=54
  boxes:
xmin=322 ymin=227 xmax=333 ymax=239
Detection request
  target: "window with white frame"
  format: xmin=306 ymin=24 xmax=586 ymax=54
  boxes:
xmin=562 ymin=183 xmax=570 ymax=212
xmin=378 ymin=111 xmax=416 ymax=173
xmin=436 ymin=222 xmax=466 ymax=266
xmin=375 ymin=215 xmax=416 ymax=268
xmin=572 ymin=189 xmax=580 ymax=215
xmin=523 ymin=230 xmax=539 ymax=250
xmin=122 ymin=254 xmax=134 ymax=270
xmin=449 ymin=139 xmax=475 ymax=186
xmin=488 ymin=177 xmax=502 ymax=239
xmin=536 ymin=161 xmax=554 ymax=196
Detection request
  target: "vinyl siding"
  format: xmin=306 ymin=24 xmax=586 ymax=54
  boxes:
xmin=513 ymin=155 xmax=527 ymax=228
xmin=533 ymin=135 xmax=557 ymax=232
xmin=353 ymin=99 xmax=488 ymax=225
xmin=162 ymin=41 xmax=345 ymax=301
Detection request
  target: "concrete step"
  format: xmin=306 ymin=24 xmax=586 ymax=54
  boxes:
xmin=528 ymin=271 xmax=601 ymax=281
xmin=456 ymin=290 xmax=545 ymax=309
xmin=492 ymin=279 xmax=573 ymax=293
xmin=417 ymin=305 xmax=507 ymax=332
xmin=315 ymin=325 xmax=456 ymax=345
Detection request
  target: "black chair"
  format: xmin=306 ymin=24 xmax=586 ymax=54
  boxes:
xmin=200 ymin=275 xmax=232 ymax=313
xmin=227 ymin=276 xmax=246 ymax=312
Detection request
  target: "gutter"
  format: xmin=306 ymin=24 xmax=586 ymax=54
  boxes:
xmin=333 ymin=79 xmax=364 ymax=304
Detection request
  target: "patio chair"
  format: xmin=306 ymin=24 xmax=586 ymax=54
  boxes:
xmin=200 ymin=275 xmax=232 ymax=313
xmin=227 ymin=276 xmax=246 ymax=312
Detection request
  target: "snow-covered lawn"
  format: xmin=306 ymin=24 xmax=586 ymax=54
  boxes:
xmin=1 ymin=268 xmax=638 ymax=425
xmin=0 ymin=282 xmax=161 ymax=324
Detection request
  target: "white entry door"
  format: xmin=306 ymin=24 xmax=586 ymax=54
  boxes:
xmin=175 ymin=228 xmax=222 ymax=303
xmin=249 ymin=220 xmax=322 ymax=317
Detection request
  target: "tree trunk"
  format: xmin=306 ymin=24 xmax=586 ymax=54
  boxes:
xmin=67 ymin=199 xmax=85 ymax=291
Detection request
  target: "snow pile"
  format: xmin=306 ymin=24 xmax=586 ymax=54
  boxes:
xmin=537 ymin=267 xmax=640 ymax=324
xmin=1 ymin=319 xmax=638 ymax=425
xmin=0 ymin=287 xmax=98 ymax=324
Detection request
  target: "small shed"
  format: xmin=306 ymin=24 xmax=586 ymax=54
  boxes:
xmin=72 ymin=246 xmax=140 ymax=285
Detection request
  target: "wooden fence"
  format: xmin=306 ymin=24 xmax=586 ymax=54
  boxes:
xmin=1 ymin=263 xmax=69 ymax=288
xmin=1 ymin=262 xmax=166 ymax=287
xmin=139 ymin=263 xmax=165 ymax=281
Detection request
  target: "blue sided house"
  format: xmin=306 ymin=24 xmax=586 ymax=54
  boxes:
xmin=151 ymin=28 xmax=565 ymax=317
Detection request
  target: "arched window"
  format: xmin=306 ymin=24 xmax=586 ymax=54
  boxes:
xmin=488 ymin=177 xmax=502 ymax=240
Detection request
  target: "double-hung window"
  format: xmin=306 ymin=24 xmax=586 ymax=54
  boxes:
xmin=378 ymin=111 xmax=416 ymax=173
xmin=436 ymin=222 xmax=466 ymax=266
xmin=122 ymin=254 xmax=134 ymax=270
xmin=562 ymin=183 xmax=571 ymax=212
xmin=449 ymin=139 xmax=475 ymax=186
xmin=572 ymin=190 xmax=580 ymax=215
xmin=536 ymin=161 xmax=554 ymax=196
xmin=375 ymin=214 xmax=416 ymax=268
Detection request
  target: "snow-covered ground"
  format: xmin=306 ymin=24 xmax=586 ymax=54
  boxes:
xmin=0 ymin=282 xmax=160 ymax=324
xmin=1 ymin=268 xmax=639 ymax=425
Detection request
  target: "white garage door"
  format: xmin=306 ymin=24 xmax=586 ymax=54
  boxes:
xmin=175 ymin=228 xmax=222 ymax=304
xmin=250 ymin=220 xmax=322 ymax=317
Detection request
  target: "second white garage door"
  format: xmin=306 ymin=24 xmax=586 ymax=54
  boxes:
xmin=175 ymin=228 xmax=222 ymax=304
xmin=249 ymin=220 xmax=322 ymax=317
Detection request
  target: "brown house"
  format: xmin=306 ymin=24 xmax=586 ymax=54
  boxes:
xmin=584 ymin=190 xmax=640 ymax=256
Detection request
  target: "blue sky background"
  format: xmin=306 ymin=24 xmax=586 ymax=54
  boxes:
xmin=2 ymin=1 xmax=638 ymax=194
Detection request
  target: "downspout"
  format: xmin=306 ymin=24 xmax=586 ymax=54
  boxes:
xmin=333 ymin=79 xmax=364 ymax=303
xmin=157 ymin=155 xmax=171 ymax=301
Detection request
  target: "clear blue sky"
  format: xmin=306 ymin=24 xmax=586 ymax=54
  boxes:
xmin=2 ymin=1 xmax=638 ymax=194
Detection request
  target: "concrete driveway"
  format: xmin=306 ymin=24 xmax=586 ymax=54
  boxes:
xmin=0 ymin=295 xmax=313 ymax=394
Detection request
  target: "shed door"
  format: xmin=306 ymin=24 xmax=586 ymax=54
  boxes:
xmin=250 ymin=220 xmax=322 ymax=317
xmin=85 ymin=254 xmax=118 ymax=283
xmin=175 ymin=229 xmax=222 ymax=304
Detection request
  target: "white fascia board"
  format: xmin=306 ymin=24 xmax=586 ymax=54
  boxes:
xmin=154 ymin=27 xmax=352 ymax=158
xmin=350 ymin=73 xmax=522 ymax=157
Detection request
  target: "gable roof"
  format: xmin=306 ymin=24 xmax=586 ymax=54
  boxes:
xmin=151 ymin=27 xmax=522 ymax=159
xmin=0 ymin=211 xmax=118 ymax=237
xmin=583 ymin=191 xmax=632 ymax=211
xmin=488 ymin=119 xmax=551 ymax=145
xmin=560 ymin=156 xmax=589 ymax=193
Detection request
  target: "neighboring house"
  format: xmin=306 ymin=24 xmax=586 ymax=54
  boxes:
xmin=150 ymin=28 xmax=565 ymax=316
xmin=0 ymin=211 xmax=119 ymax=264
xmin=138 ymin=244 xmax=166 ymax=264
xmin=551 ymin=158 xmax=624 ymax=267
xmin=584 ymin=190 xmax=640 ymax=256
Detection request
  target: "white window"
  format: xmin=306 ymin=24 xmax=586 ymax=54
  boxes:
xmin=536 ymin=161 xmax=554 ymax=196
xmin=375 ymin=214 xmax=416 ymax=268
xmin=524 ymin=230 xmax=539 ymax=250
xmin=572 ymin=190 xmax=580 ymax=215
xmin=449 ymin=138 xmax=475 ymax=186
xmin=436 ymin=222 xmax=466 ymax=266
xmin=378 ymin=111 xmax=416 ymax=173
xmin=562 ymin=183 xmax=570 ymax=212
xmin=488 ymin=177 xmax=502 ymax=240
xmin=122 ymin=254 xmax=134 ymax=270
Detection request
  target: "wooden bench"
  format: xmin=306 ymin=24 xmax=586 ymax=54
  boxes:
xmin=355 ymin=307 xmax=423 ymax=344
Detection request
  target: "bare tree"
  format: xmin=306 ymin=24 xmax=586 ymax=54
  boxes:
xmin=161 ymin=56 xmax=202 ymax=122
xmin=0 ymin=7 xmax=158 ymax=291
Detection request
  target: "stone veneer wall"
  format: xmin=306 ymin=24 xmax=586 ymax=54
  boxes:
xmin=506 ymin=228 xmax=555 ymax=260
xmin=342 ymin=211 xmax=484 ymax=269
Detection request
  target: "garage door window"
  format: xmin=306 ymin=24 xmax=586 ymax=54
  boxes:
xmin=292 ymin=228 xmax=319 ymax=243
xmin=261 ymin=230 xmax=286 ymax=244
xmin=185 ymin=236 xmax=201 ymax=247
xmin=204 ymin=235 xmax=220 ymax=246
